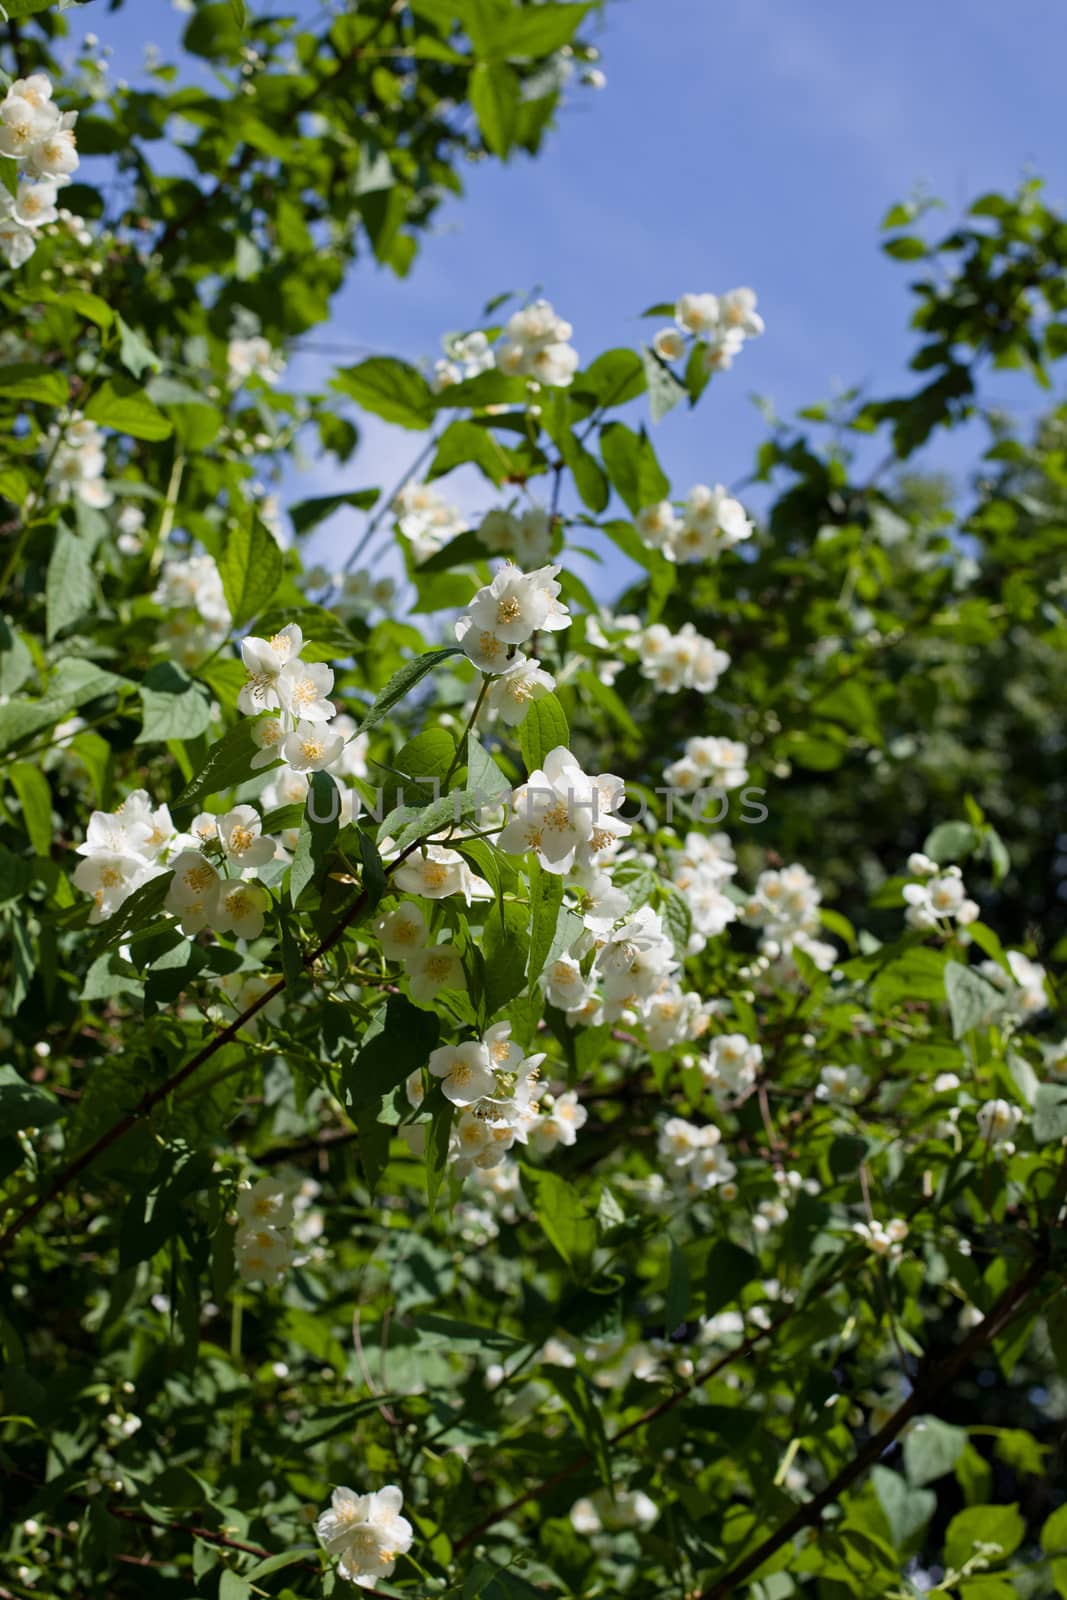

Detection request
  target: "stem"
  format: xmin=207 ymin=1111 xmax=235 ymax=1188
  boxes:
xmin=442 ymin=674 xmax=490 ymax=788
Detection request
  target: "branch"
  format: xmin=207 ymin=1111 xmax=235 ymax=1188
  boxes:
xmin=694 ymin=1163 xmax=1067 ymax=1599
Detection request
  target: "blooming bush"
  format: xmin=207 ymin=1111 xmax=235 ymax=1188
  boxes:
xmin=1 ymin=5 xmax=1067 ymax=1600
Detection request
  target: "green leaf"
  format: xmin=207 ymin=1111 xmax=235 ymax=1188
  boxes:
xmin=45 ymin=527 xmax=93 ymax=642
xmin=527 ymin=859 xmax=564 ymax=984
xmin=904 ymin=1415 xmax=967 ymax=1486
xmin=664 ymin=1235 xmax=690 ymax=1332
xmin=333 ymin=357 xmax=437 ymax=430
xmin=1033 ymin=1083 xmax=1067 ymax=1145
xmin=0 ymin=659 xmax=127 ymax=756
xmin=290 ymin=771 xmax=340 ymax=906
xmin=871 ymin=1466 xmax=936 ymax=1550
xmin=474 ymin=1 xmax=592 ymax=58
xmin=641 ymin=344 xmax=687 ymax=423
xmin=598 ymin=419 xmax=670 ymax=512
xmin=218 ymin=514 xmax=284 ymax=628
xmin=704 ymin=1240 xmax=758 ymax=1317
xmin=0 ymin=363 xmax=69 ymax=406
xmin=466 ymin=731 xmax=511 ymax=800
xmin=520 ymin=1165 xmax=596 ymax=1270
xmin=85 ymin=378 xmax=172 ymax=441
xmin=115 ymin=317 xmax=162 ymax=380
xmin=470 ymin=61 xmax=521 ymax=156
xmin=923 ymin=820 xmax=980 ymax=863
xmin=416 ymin=528 xmax=492 ymax=572
xmin=517 ymin=692 xmax=570 ymax=772
xmin=342 ymin=995 xmax=440 ymax=1110
xmin=544 ymin=1367 xmax=613 ymax=1489
xmin=481 ymin=900 xmax=530 ymax=1014
xmin=944 ymin=960 xmax=1002 ymax=1038
xmin=575 ymin=348 xmax=647 ymax=408
xmin=137 ymin=663 xmax=212 ymax=744
xmin=7 ymin=762 xmax=52 ymax=857
xmin=359 ymin=647 xmax=465 ymax=732
xmin=0 ymin=157 xmax=18 ymax=200
xmin=176 ymin=718 xmax=271 ymax=806
xmin=944 ymin=1504 xmax=1024 ymax=1569
xmin=288 ymin=489 xmax=379 ymax=535
xmin=89 ymin=871 xmax=174 ymax=955
xmin=0 ymin=1064 xmax=63 ymax=1132
xmin=1041 ymin=1504 xmax=1067 ymax=1598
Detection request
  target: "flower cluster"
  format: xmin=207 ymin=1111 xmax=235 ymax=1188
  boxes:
xmin=455 ymin=563 xmax=570 ymax=696
xmin=392 ymin=480 xmax=466 ymax=563
xmin=664 ymin=735 xmax=749 ymax=795
xmin=477 ymin=504 xmax=553 ymax=566
xmin=44 ymin=414 xmax=111 ymax=510
xmin=652 ymin=286 xmax=764 ymax=374
xmin=404 ymin=1021 xmax=587 ymax=1179
xmin=902 ymin=858 xmax=979 ymax=930
xmin=636 ymin=483 xmax=753 ymax=564
xmin=72 ymin=789 xmax=181 ymax=923
xmin=742 ymin=863 xmax=836 ymax=974
xmin=495 ymin=298 xmax=578 ymax=386
xmin=634 ymin=621 xmax=731 ymax=695
xmin=153 ymin=553 xmax=232 ymax=665
xmin=227 ymin=334 xmax=286 ymax=386
xmin=0 ymin=74 xmax=79 ymax=268
xmin=658 ymin=1116 xmax=737 ymax=1192
xmin=233 ymin=1176 xmax=297 ymax=1283
xmin=316 ymin=1484 xmax=413 ymax=1588
xmin=668 ymin=831 xmax=739 ymax=953
xmin=431 ymin=328 xmax=494 ymax=392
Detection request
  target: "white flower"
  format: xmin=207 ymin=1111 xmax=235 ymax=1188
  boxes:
xmin=702 ymin=328 xmax=746 ymax=372
xmin=71 ymin=851 xmax=147 ymax=923
xmin=216 ymin=805 xmax=275 ymax=869
xmin=718 ymin=286 xmax=765 ymax=338
xmin=405 ymin=943 xmax=466 ymax=1004
xmin=165 ymin=850 xmax=222 ymax=931
xmin=675 ymin=292 xmax=720 ymax=335
xmin=486 ymin=657 xmax=556 ymax=725
xmin=282 ymin=720 xmax=344 ymax=773
xmin=235 ymin=1225 xmax=295 ymax=1284
xmin=214 ymin=881 xmax=269 ymax=940
xmin=529 ymin=1090 xmax=587 ymax=1151
xmin=0 ymin=216 xmax=35 ymax=268
xmin=316 ymin=1485 xmax=413 ymax=1587
xmin=495 ymin=299 xmax=578 ymax=387
xmin=817 ymin=1064 xmax=869 ymax=1103
xmin=392 ymin=844 xmax=491 ymax=904
xmin=665 ymin=735 xmax=749 ymax=794
xmin=375 ymin=903 xmax=428 ymax=960
xmin=25 ymin=120 xmax=79 ymax=181
xmin=636 ymin=621 xmax=730 ymax=695
xmin=276 ymin=660 xmax=335 ymax=724
xmin=499 ymin=746 xmax=628 ymax=875
xmin=976 ymin=1098 xmax=1023 ymax=1146
xmin=652 ymin=327 xmax=686 ymax=362
xmin=902 ymin=866 xmax=979 ymax=930
xmin=238 ymin=625 xmax=304 ymax=714
xmin=250 ymin=714 xmax=285 ymax=769
xmin=428 ymin=1041 xmax=496 ymax=1107
xmin=393 ymin=481 xmax=465 ymax=563
xmin=702 ymin=1034 xmax=762 ymax=1103
xmin=636 ymin=500 xmax=683 ymax=550
xmin=459 ymin=564 xmax=571 ymax=660
xmin=327 ymin=714 xmax=371 ymax=781
xmin=235 ymin=1177 xmax=294 ymax=1230
xmin=228 ymin=335 xmax=285 ymax=385
xmin=854 ymin=1218 xmax=908 ymax=1260
xmin=540 ymin=954 xmax=589 ymax=1011
xmin=12 ymin=178 xmax=59 ymax=228
xmin=671 ymin=484 xmax=753 ymax=563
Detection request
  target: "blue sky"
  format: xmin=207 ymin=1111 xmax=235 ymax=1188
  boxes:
xmin=75 ymin=0 xmax=1067 ymax=578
